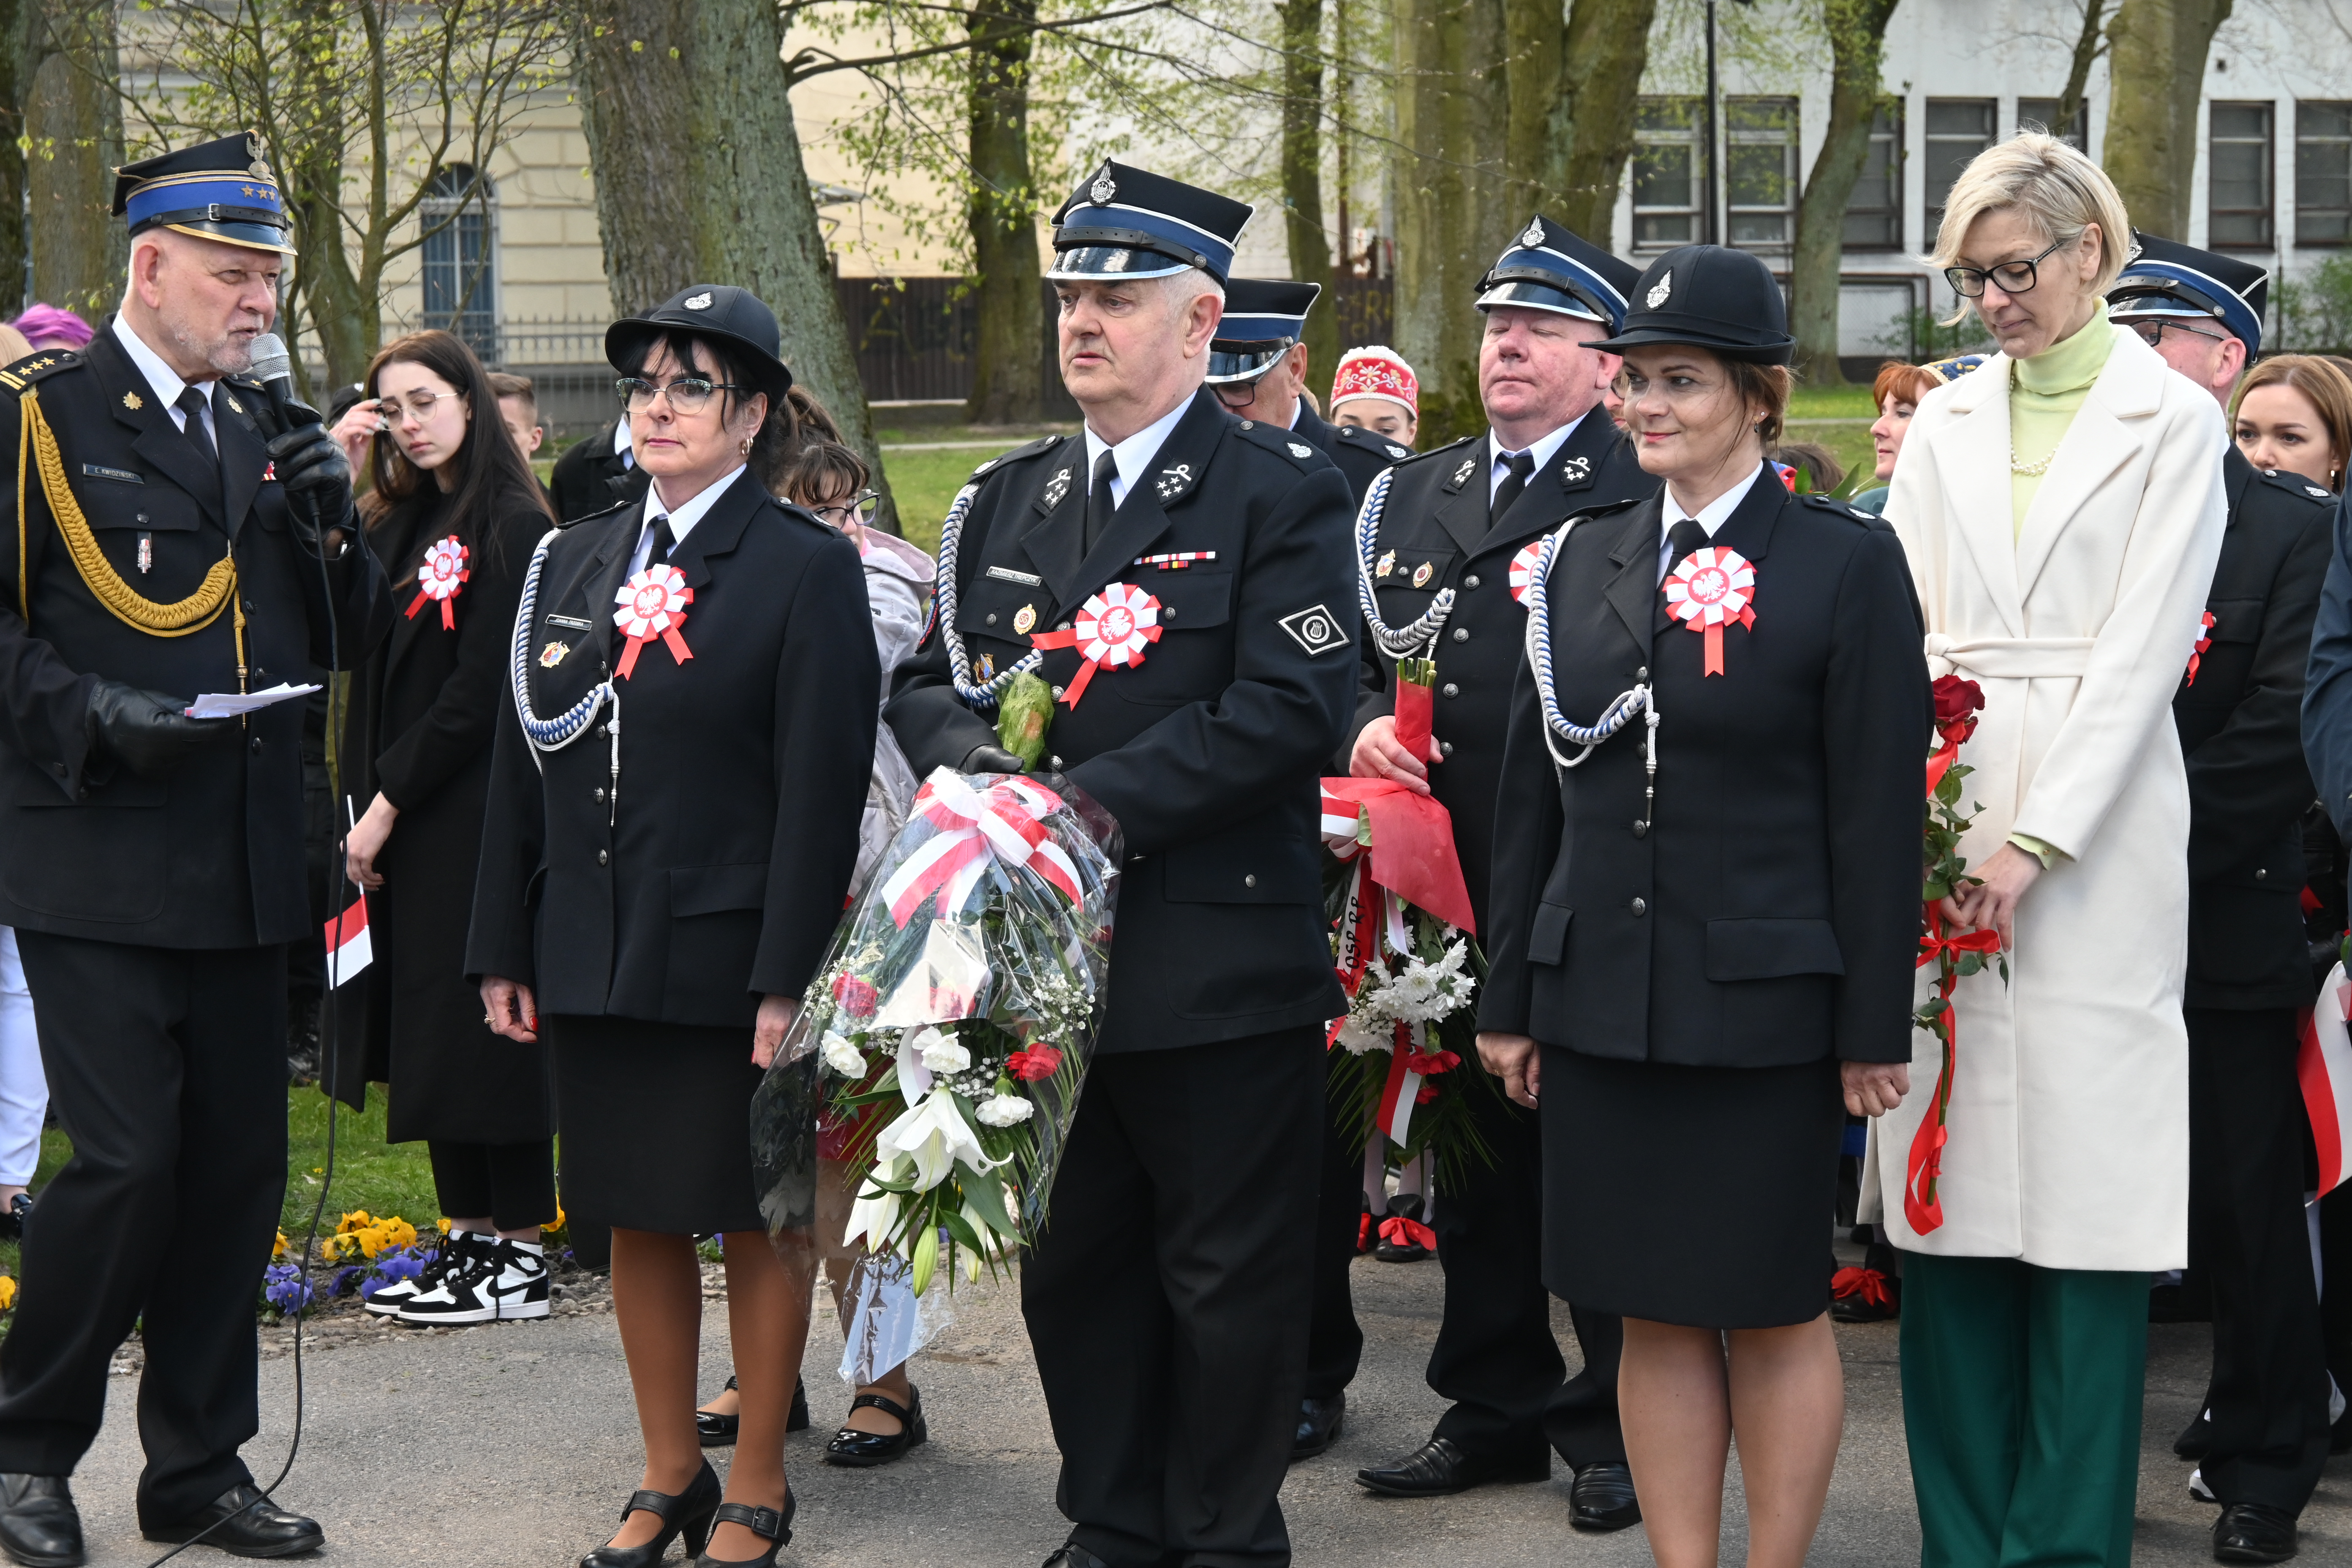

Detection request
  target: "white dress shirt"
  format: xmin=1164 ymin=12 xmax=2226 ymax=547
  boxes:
xmin=1655 ymin=460 xmax=1770 ymax=582
xmin=628 ymin=466 xmax=745 ymax=575
xmin=612 ymin=414 xmax=636 ymax=470
xmin=1081 ymin=396 xmax=1193 ymax=510
xmin=1487 ymin=410 xmax=1592 ymax=504
xmin=112 ymin=316 xmax=218 ymax=449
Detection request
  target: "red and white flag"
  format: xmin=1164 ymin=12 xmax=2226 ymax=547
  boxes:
xmin=324 ymin=896 xmax=371 ymax=987
xmin=2299 ymin=960 xmax=2352 ymax=1195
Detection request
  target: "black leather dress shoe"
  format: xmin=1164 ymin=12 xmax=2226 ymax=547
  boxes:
xmin=1569 ymin=1461 xmax=1641 ymax=1531
xmin=0 ymin=1475 xmax=82 ymax=1568
xmin=1356 ymin=1436 xmax=1549 ymax=1497
xmin=1290 ymin=1393 xmax=1345 ymax=1462
xmin=1041 ymin=1544 xmax=1114 ymax=1568
xmin=2213 ymin=1502 xmax=2298 ymax=1563
xmin=141 ymin=1485 xmax=322 ymax=1559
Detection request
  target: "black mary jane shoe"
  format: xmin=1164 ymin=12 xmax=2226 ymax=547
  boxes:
xmin=139 ymin=1484 xmax=322 ymax=1559
xmin=579 ymin=1461 xmax=721 ymax=1568
xmin=699 ymin=1375 xmax=809 ymax=1446
xmin=691 ymin=1494 xmax=794 ymax=1568
xmin=825 ymin=1385 xmax=928 ymax=1467
xmin=789 ymin=1375 xmax=810 ymax=1433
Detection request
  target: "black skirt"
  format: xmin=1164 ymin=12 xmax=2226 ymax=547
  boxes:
xmin=1539 ymin=1044 xmax=1843 ymax=1329
xmin=548 ymin=1013 xmax=769 ymax=1234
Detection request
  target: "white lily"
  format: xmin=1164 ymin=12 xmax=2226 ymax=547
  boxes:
xmin=873 ymin=1089 xmax=1007 ymax=1192
xmin=842 ymin=1171 xmax=902 ymax=1250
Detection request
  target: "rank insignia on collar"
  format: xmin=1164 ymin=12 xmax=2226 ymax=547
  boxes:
xmin=1013 ymin=604 xmax=1037 ymax=634
xmin=1287 ymin=441 xmax=1312 ymax=460
xmin=1451 ymin=457 xmax=1477 ymax=488
xmin=1387 ymin=443 xmax=1410 ymax=460
xmin=1278 ymin=604 xmax=1348 ymax=656
xmin=1377 ymin=548 xmax=1396 ymax=579
xmin=1564 ymin=454 xmax=1591 ymax=480
xmin=1042 ymin=467 xmax=1073 ymax=508
xmin=224 ymin=394 xmax=243 ymax=415
xmin=538 ymin=640 xmax=569 ymax=668
xmin=2312 ymin=485 xmax=2332 ymax=498
xmin=122 ymin=391 xmax=143 ymax=411
xmin=1412 ymin=561 xmax=1433 ymax=588
xmin=1154 ymin=462 xmax=1194 ymax=501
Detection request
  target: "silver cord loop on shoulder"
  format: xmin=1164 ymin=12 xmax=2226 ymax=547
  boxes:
xmin=1356 ymin=466 xmax=1456 ymax=658
xmin=509 ymin=528 xmax=621 ymax=820
xmin=1522 ymin=515 xmax=1656 ymax=776
xmin=933 ymin=480 xmax=1042 ymax=711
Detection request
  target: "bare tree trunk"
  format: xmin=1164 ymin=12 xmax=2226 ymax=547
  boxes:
xmin=1392 ymin=0 xmax=1508 ymax=444
xmin=2056 ymin=0 xmax=2109 ymax=145
xmin=2102 ymin=0 xmax=2234 ymax=239
xmin=962 ymin=0 xmax=1043 ymax=425
xmin=1276 ymin=0 xmax=1338 ymax=378
xmin=1788 ymin=0 xmax=1900 ymax=385
xmin=24 ymin=0 xmax=121 ymax=321
xmin=1497 ymin=0 xmax=1654 ymax=247
xmin=0 ymin=0 xmax=28 ymax=320
xmin=576 ymin=0 xmax=901 ymax=532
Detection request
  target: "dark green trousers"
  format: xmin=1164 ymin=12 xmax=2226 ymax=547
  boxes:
xmin=1899 ymin=1253 xmax=2148 ymax=1568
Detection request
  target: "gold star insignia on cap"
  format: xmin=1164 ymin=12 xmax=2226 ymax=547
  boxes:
xmin=122 ymin=391 xmax=143 ymax=410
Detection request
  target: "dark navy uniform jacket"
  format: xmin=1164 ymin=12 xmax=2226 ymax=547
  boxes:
xmin=0 ymin=327 xmax=389 ymax=948
xmin=1291 ymin=402 xmax=1409 ymax=509
xmin=466 ymin=468 xmax=877 ymax=1027
xmin=1475 ymin=477 xmax=1930 ymax=1067
xmin=887 ymin=386 xmax=1358 ymax=1054
xmin=1349 ymin=406 xmax=1655 ymax=928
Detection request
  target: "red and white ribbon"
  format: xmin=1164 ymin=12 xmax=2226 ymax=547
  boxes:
xmin=1662 ymin=545 xmax=1756 ymax=676
xmin=405 ymin=535 xmax=469 ymax=629
xmin=1320 ymin=791 xmax=1366 ymax=859
xmin=882 ymin=772 xmax=1084 ymax=927
xmin=1028 ymin=581 xmax=1162 ymax=706
xmin=1507 ymin=539 xmax=1544 ymax=605
xmin=612 ymin=564 xmax=693 ymax=679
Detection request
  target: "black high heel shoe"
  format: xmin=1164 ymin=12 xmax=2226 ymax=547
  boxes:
xmin=692 ymin=1492 xmax=794 ymax=1568
xmin=579 ymin=1460 xmax=721 ymax=1568
xmin=698 ymin=1375 xmax=811 ymax=1445
xmin=824 ymin=1385 xmax=928 ymax=1467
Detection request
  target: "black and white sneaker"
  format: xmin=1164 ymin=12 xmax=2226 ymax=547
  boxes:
xmin=398 ymin=1237 xmax=550 ymax=1325
xmin=365 ymin=1230 xmax=479 ymax=1318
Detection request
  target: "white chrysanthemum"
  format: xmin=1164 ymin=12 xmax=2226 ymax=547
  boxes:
xmin=819 ymin=1033 xmax=866 ymax=1078
xmin=919 ymin=1032 xmax=971 ymax=1074
xmin=1334 ymin=1015 xmax=1390 ymax=1055
xmin=974 ymin=1092 xmax=1035 ymax=1127
xmin=1354 ymin=939 xmax=1473 ymax=1026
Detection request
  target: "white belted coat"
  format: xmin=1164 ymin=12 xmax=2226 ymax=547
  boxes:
xmin=1862 ymin=324 xmax=2227 ymax=1270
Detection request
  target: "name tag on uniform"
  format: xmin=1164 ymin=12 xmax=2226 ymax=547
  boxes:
xmin=986 ymin=566 xmax=1043 ymax=586
xmin=544 ymin=614 xmax=593 ymax=631
xmin=81 ymin=464 xmax=142 ymax=484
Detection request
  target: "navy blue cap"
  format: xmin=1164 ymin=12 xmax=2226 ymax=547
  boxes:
xmin=1583 ymin=245 xmax=1795 ymax=365
xmin=1050 ymin=161 xmax=1255 ymax=285
xmin=1475 ymin=215 xmax=1641 ymax=331
xmin=2107 ymin=231 xmax=2267 ymax=356
xmin=112 ymin=131 xmax=293 ymax=256
xmin=1208 ymin=278 xmax=1320 ymax=384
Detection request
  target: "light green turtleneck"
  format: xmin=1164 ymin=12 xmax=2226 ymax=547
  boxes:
xmin=2007 ymin=299 xmax=2114 ymax=535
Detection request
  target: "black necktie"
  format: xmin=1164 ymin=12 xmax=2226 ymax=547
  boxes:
xmin=647 ymin=514 xmax=678 ymax=566
xmin=1083 ymin=449 xmax=1119 ymax=552
xmin=1665 ymin=517 xmax=1710 ymax=575
xmin=176 ymin=385 xmax=217 ymax=457
xmin=1490 ymin=449 xmax=1536 ymax=522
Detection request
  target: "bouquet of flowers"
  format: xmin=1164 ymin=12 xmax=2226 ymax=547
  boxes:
xmin=1320 ymin=658 xmax=1499 ymax=1191
xmin=751 ymin=768 xmax=1121 ymax=1302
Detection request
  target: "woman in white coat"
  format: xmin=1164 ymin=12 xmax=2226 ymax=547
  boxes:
xmin=1865 ymin=133 xmax=2227 ymax=1567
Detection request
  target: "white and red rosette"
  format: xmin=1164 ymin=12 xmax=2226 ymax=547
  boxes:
xmin=1028 ymin=580 xmax=1162 ymax=706
xmin=405 ymin=535 xmax=469 ymax=629
xmin=881 ymin=772 xmax=1084 ymax=926
xmin=1507 ymin=539 xmax=1545 ymax=606
xmin=1661 ymin=545 xmax=1756 ymax=676
xmin=612 ymin=563 xmax=693 ymax=678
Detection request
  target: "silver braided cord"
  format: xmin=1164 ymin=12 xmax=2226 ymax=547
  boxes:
xmin=932 ymin=480 xmax=1042 ymax=711
xmin=1522 ymin=517 xmax=1658 ymax=808
xmin=1355 ymin=465 xmax=1454 ymax=658
xmin=509 ymin=527 xmax=621 ymax=819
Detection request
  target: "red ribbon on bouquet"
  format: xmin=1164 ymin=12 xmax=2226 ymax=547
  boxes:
xmin=880 ymin=772 xmax=1083 ymax=927
xmin=1904 ymin=909 xmax=2003 ymax=1235
xmin=1318 ymin=664 xmax=1477 ymax=935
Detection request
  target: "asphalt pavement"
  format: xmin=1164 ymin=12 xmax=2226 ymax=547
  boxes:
xmin=62 ymin=1250 xmax=2352 ymax=1567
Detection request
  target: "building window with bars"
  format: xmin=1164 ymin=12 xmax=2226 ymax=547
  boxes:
xmin=421 ymin=165 xmax=498 ymax=360
xmin=1726 ymin=97 xmax=1799 ymax=250
xmin=1633 ymin=97 xmax=1705 ymax=249
xmin=2016 ymin=97 xmax=2089 ymax=152
xmin=1924 ymin=99 xmax=1996 ymax=242
xmin=1843 ymin=105 xmax=1903 ymax=251
xmin=2299 ymin=101 xmax=2352 ymax=245
xmin=2209 ymin=103 xmax=2276 ymax=249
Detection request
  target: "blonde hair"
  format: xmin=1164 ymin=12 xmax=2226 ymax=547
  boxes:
xmin=0 ymin=325 xmax=29 ymax=367
xmin=2232 ymin=353 xmax=2352 ymax=492
xmin=1931 ymin=132 xmax=2132 ymax=318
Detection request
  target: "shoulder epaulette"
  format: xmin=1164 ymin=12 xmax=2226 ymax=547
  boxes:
xmin=1333 ymin=424 xmax=1416 ymax=464
xmin=965 ymin=434 xmax=1064 ymax=485
xmin=1231 ymin=417 xmax=1335 ymax=466
xmin=2256 ymin=467 xmax=2339 ymax=507
xmin=558 ymin=496 xmax=634 ymax=531
xmin=0 ymin=349 xmax=84 ymax=395
xmin=1394 ymin=432 xmax=1479 ymax=467
xmin=1794 ymin=490 xmax=1881 ymax=527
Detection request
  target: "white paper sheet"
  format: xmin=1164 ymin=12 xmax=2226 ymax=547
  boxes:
xmin=183 ymin=682 xmax=321 ymax=719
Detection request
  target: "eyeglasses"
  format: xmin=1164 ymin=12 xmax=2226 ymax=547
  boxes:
xmin=810 ymin=491 xmax=880 ymax=529
xmin=375 ymin=388 xmax=464 ymax=423
xmin=1617 ymin=369 xmax=1725 ymax=403
xmin=1943 ymin=239 xmax=2068 ymax=299
xmin=615 ymin=376 xmax=745 ymax=414
xmin=2126 ymin=318 xmax=2226 ymax=348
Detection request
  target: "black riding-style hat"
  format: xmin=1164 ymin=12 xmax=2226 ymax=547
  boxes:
xmin=1583 ymin=245 xmax=1796 ymax=365
xmin=606 ymin=284 xmax=795 ymax=404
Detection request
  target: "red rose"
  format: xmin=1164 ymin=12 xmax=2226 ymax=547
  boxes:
xmin=1008 ymin=1043 xmax=1064 ymax=1081
xmin=1930 ymin=675 xmax=1984 ymax=744
xmin=831 ymin=973 xmax=879 ymax=1018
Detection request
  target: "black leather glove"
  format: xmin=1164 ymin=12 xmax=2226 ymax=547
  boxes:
xmin=962 ymin=744 xmax=1027 ymax=774
xmin=85 ymin=679 xmax=236 ymax=777
xmin=264 ymin=423 xmax=357 ymax=550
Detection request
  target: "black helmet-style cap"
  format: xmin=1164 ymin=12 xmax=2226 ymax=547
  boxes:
xmin=112 ymin=131 xmax=294 ymax=256
xmin=606 ymin=284 xmax=794 ymax=404
xmin=1582 ymin=245 xmax=1796 ymax=365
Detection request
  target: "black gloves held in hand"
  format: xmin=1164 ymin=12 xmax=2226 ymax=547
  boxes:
xmin=963 ymin=744 xmax=1028 ymax=775
xmin=85 ymin=679 xmax=234 ymax=777
xmin=264 ymin=424 xmax=357 ymax=550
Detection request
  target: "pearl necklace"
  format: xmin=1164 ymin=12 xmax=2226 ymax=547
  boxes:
xmin=2009 ymin=447 xmax=2056 ymax=477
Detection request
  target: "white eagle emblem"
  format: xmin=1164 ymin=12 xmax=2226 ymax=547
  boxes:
xmin=1090 ymin=162 xmax=1117 ymax=204
xmin=1519 ymin=218 xmax=1545 ymax=250
xmin=1645 ymin=271 xmax=1673 ymax=310
xmin=684 ymin=291 xmax=714 ymax=310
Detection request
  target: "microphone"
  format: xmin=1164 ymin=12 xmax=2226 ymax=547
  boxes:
xmin=245 ymin=332 xmax=317 ymax=430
